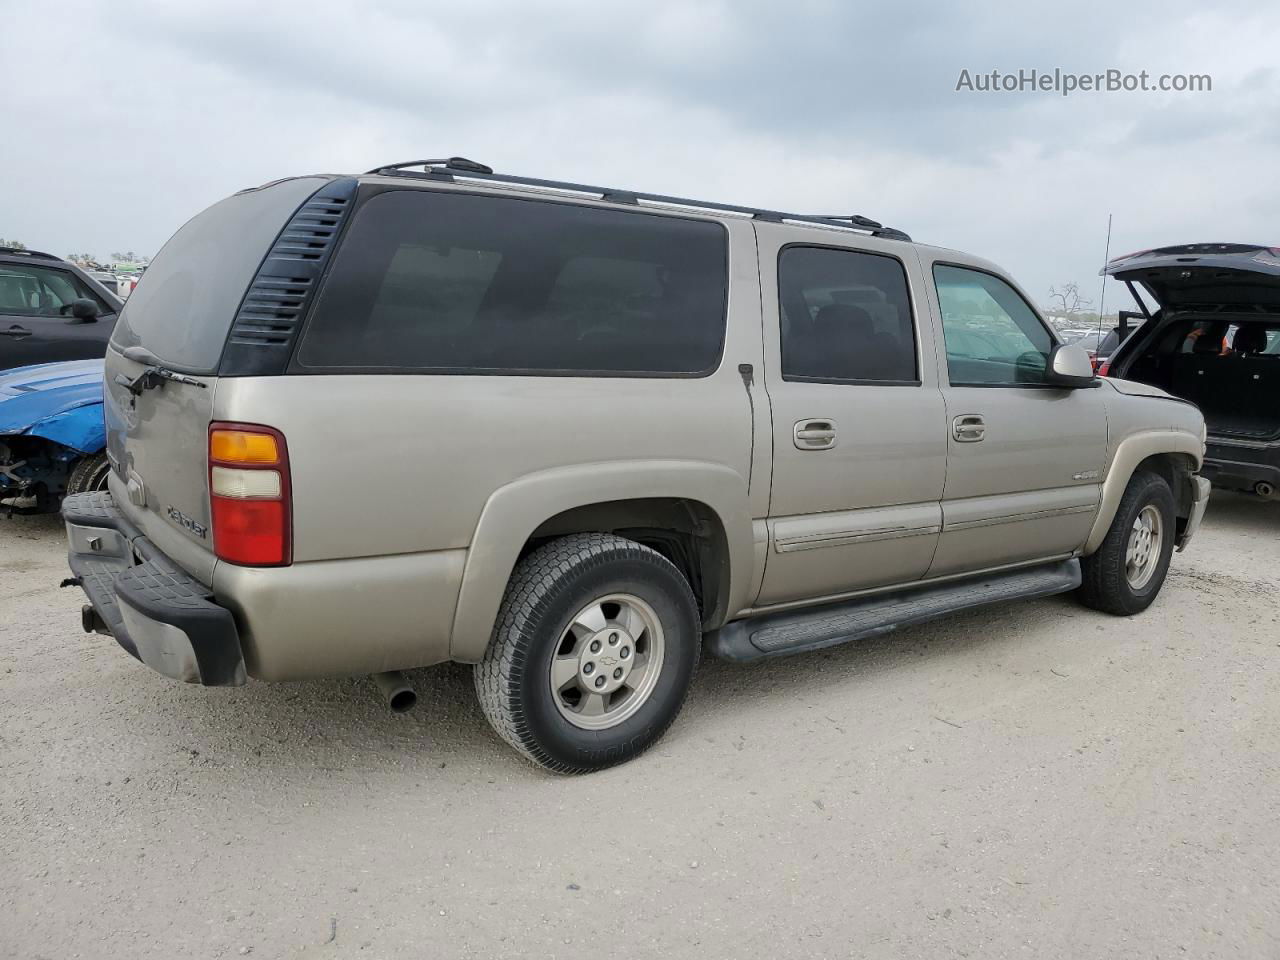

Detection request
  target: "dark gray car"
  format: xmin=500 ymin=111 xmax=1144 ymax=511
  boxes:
xmin=0 ymin=248 xmax=122 ymax=370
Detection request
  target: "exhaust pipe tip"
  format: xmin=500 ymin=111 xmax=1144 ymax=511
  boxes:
xmin=372 ymin=670 xmax=417 ymax=713
xmin=1255 ymin=481 xmax=1275 ymax=499
xmin=387 ymin=688 xmax=417 ymax=713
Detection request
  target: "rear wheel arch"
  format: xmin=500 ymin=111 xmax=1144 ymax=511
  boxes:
xmin=523 ymin=497 xmax=732 ymax=629
xmin=449 ymin=461 xmax=753 ymax=662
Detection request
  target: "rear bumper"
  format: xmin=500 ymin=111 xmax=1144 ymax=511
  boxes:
xmin=1202 ymin=443 xmax=1280 ymax=494
xmin=62 ymin=491 xmax=245 ymax=686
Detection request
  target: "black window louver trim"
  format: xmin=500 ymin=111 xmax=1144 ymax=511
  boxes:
xmin=219 ymin=177 xmax=358 ymax=375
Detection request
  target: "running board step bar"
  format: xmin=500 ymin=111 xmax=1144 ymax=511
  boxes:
xmin=706 ymin=559 xmax=1081 ymax=663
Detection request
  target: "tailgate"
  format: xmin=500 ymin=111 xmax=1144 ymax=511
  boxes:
xmin=98 ymin=175 xmax=332 ymax=584
xmin=104 ymin=347 xmax=219 ymax=585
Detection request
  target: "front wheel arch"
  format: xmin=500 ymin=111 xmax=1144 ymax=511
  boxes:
xmin=1084 ymin=432 xmax=1202 ymax=555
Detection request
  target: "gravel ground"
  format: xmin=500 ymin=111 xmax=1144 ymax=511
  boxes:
xmin=1 ymin=493 xmax=1278 ymax=959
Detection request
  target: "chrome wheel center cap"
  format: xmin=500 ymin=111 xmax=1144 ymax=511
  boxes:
xmin=578 ymin=629 xmax=634 ymax=694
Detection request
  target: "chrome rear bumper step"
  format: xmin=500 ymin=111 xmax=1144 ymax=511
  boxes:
xmin=706 ymin=559 xmax=1081 ymax=663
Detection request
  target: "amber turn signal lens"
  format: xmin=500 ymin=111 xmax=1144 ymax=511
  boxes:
xmin=210 ymin=429 xmax=279 ymax=464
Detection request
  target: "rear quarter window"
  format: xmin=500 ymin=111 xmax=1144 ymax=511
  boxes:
xmin=294 ymin=189 xmax=729 ymax=376
xmin=110 ymin=177 xmax=327 ymax=372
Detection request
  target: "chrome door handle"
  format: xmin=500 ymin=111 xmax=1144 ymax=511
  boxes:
xmin=794 ymin=419 xmax=837 ymax=450
xmin=952 ymin=414 xmax=986 ymax=442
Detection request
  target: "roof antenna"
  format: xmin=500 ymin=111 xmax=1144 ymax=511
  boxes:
xmin=1096 ymin=213 xmax=1113 ymax=344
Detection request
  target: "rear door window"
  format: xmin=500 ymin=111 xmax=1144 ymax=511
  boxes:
xmin=295 ymin=190 xmax=728 ymax=375
xmin=776 ymin=245 xmax=918 ymax=384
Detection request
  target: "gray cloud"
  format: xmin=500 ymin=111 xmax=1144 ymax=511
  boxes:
xmin=1 ymin=0 xmax=1274 ymax=308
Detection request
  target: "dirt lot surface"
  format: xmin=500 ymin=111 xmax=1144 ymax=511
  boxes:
xmin=2 ymin=493 xmax=1278 ymax=959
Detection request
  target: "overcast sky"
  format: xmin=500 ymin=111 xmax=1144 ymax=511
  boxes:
xmin=4 ymin=0 xmax=1277 ymax=312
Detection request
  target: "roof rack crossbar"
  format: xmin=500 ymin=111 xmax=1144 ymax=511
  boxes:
xmin=364 ymin=158 xmax=912 ymax=241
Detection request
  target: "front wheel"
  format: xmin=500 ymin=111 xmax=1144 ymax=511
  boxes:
xmin=475 ymin=533 xmax=701 ymax=773
xmin=1077 ymin=471 xmax=1176 ymax=616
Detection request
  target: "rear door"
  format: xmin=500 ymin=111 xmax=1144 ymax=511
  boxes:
xmin=104 ymin=176 xmax=330 ymax=584
xmin=923 ymin=259 xmax=1107 ymax=577
xmin=754 ymin=225 xmax=947 ymax=606
xmin=0 ymin=262 xmax=117 ymax=369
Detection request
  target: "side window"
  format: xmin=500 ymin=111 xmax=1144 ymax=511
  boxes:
xmin=297 ymin=190 xmax=728 ymax=375
xmin=934 ymin=264 xmax=1053 ymax=386
xmin=0 ymin=264 xmax=97 ymax=317
xmin=777 ymin=246 xmax=918 ymax=383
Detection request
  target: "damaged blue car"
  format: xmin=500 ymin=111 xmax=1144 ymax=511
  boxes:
xmin=0 ymin=359 xmax=108 ymax=513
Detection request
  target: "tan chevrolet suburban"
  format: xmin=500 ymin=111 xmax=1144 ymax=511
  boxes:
xmin=61 ymin=158 xmax=1210 ymax=773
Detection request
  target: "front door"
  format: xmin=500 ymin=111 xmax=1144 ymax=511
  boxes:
xmin=755 ymin=226 xmax=947 ymax=607
xmin=924 ymin=261 xmax=1108 ymax=577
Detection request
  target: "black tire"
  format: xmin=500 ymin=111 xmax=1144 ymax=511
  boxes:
xmin=475 ymin=533 xmax=701 ymax=774
xmin=1078 ymin=470 xmax=1176 ymax=616
xmin=65 ymin=453 xmax=111 ymax=496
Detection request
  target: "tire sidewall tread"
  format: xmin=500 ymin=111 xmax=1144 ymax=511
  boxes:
xmin=1078 ymin=470 xmax=1177 ymax=616
xmin=65 ymin=453 xmax=110 ymax=497
xmin=475 ymin=533 xmax=700 ymax=774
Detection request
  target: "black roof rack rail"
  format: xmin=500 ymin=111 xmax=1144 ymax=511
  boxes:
xmin=363 ymin=158 xmax=912 ymax=242
xmin=0 ymin=246 xmax=61 ymax=260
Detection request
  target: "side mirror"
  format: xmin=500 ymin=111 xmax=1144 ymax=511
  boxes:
xmin=1045 ymin=343 xmax=1097 ymax=387
xmin=69 ymin=298 xmax=99 ymax=321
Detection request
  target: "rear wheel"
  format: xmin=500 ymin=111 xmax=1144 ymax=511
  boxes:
xmin=1078 ymin=471 xmax=1176 ymax=615
xmin=66 ymin=453 xmax=110 ymax=496
xmin=475 ymin=533 xmax=700 ymax=773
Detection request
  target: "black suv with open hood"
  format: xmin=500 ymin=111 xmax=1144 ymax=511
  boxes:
xmin=1102 ymin=242 xmax=1280 ymax=498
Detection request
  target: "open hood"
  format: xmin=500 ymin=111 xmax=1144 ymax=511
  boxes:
xmin=1103 ymin=243 xmax=1280 ymax=313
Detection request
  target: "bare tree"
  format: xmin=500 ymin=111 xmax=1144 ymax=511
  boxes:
xmin=0 ymin=238 xmax=27 ymax=250
xmin=1048 ymin=281 xmax=1093 ymax=318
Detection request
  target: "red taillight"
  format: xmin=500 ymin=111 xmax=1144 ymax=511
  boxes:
xmin=208 ymin=422 xmax=291 ymax=566
xmin=1097 ymin=360 xmax=1111 ymax=377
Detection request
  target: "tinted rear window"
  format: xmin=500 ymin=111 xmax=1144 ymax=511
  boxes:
xmin=777 ymin=245 xmax=918 ymax=383
xmin=110 ymin=177 xmax=326 ymax=371
xmin=295 ymin=189 xmax=728 ymax=375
